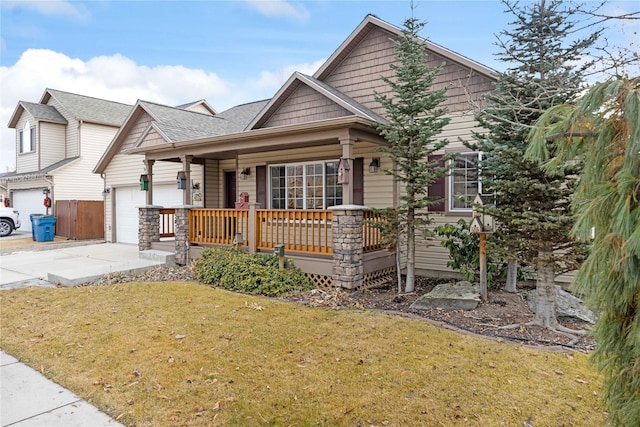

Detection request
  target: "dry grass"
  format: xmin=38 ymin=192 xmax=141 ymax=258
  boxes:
xmin=1 ymin=282 xmax=604 ymax=426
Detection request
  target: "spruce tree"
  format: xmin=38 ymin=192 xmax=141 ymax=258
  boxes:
xmin=527 ymin=76 xmax=640 ymax=427
xmin=374 ymin=13 xmax=450 ymax=293
xmin=468 ymin=0 xmax=599 ymax=337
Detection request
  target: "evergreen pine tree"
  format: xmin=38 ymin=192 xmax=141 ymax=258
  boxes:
xmin=468 ymin=0 xmax=600 ymax=336
xmin=374 ymin=13 xmax=450 ymax=293
xmin=527 ymin=76 xmax=640 ymax=427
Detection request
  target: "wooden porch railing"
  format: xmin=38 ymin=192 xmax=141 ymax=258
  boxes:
xmin=363 ymin=210 xmax=386 ymax=252
xmin=176 ymin=208 xmax=383 ymax=256
xmin=159 ymin=208 xmax=175 ymax=238
xmin=189 ymin=209 xmax=249 ymax=247
xmin=256 ymin=209 xmax=332 ymax=255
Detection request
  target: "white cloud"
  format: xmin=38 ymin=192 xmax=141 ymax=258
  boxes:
xmin=245 ymin=0 xmax=310 ymax=22
xmin=1 ymin=0 xmax=90 ymax=22
xmin=0 ymin=49 xmax=326 ymax=172
xmin=248 ymin=59 xmax=326 ymax=94
xmin=0 ymin=49 xmax=234 ymax=172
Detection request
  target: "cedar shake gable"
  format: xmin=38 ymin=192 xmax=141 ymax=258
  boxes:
xmin=247 ymin=72 xmax=384 ymax=130
xmin=314 ymin=14 xmax=497 ymax=115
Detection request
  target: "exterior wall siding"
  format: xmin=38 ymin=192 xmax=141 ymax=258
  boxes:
xmin=323 ymin=27 xmax=494 ymax=115
xmin=52 ymin=123 xmax=118 ymax=200
xmin=204 ymin=159 xmax=220 ymax=208
xmin=45 ymin=96 xmax=78 ymax=157
xmin=263 ymin=84 xmax=352 ymax=128
xmin=39 ymin=122 xmax=66 ymax=168
xmin=14 ymin=112 xmax=39 ymax=173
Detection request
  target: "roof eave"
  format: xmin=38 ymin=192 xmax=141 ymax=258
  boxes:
xmin=127 ymin=115 xmax=379 ymax=156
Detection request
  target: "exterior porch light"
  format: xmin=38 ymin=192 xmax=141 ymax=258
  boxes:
xmin=140 ymin=174 xmax=149 ymax=191
xmin=369 ymin=158 xmax=380 ymax=174
xmin=239 ymin=167 xmax=250 ymax=180
xmin=177 ymin=171 xmax=187 ymax=190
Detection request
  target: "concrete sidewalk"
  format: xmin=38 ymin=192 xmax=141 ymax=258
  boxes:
xmin=0 ymin=238 xmax=174 ymax=426
xmin=1 ymin=351 xmax=124 ymax=426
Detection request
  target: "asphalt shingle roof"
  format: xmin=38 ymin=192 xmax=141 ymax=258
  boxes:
xmin=19 ymin=102 xmax=68 ymax=124
xmin=46 ymin=89 xmax=133 ymax=126
xmin=139 ymin=99 xmax=269 ymax=143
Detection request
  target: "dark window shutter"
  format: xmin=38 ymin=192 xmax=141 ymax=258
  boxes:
xmin=428 ymin=155 xmax=446 ymax=212
xmin=256 ymin=165 xmax=267 ymax=208
xmin=353 ymin=157 xmax=364 ymax=205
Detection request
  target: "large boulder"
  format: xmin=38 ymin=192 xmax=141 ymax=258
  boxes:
xmin=410 ymin=281 xmax=481 ymax=311
xmin=526 ymin=285 xmax=597 ymax=324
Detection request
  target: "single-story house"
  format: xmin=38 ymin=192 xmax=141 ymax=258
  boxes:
xmin=94 ymin=14 xmax=498 ymax=287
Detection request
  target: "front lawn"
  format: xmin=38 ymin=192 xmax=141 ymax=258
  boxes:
xmin=0 ymin=282 xmax=603 ymax=426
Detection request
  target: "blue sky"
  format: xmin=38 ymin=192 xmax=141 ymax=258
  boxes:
xmin=1 ymin=0 xmax=638 ymax=171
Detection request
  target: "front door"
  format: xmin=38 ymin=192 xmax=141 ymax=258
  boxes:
xmin=224 ymin=171 xmax=236 ymax=208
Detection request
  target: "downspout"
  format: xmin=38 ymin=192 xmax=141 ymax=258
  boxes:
xmin=77 ymin=120 xmax=82 ymax=157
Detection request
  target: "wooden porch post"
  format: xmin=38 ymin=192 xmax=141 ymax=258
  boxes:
xmin=248 ymin=203 xmax=259 ymax=253
xmin=144 ymin=159 xmax=155 ymax=205
xmin=340 ymin=136 xmax=355 ymax=204
xmin=181 ymin=155 xmax=193 ymax=205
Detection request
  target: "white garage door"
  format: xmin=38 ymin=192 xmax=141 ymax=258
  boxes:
xmin=114 ymin=185 xmax=183 ymax=244
xmin=12 ymin=189 xmax=47 ymax=232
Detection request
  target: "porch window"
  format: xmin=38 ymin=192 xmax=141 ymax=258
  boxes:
xmin=449 ymin=152 xmax=482 ymax=211
xmin=269 ymin=161 xmax=343 ymax=209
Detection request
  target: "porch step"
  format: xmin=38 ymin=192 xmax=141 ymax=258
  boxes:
xmin=139 ymin=250 xmax=175 ymax=265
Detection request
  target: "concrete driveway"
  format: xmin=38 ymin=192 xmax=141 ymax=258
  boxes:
xmin=0 ymin=232 xmax=172 ymax=288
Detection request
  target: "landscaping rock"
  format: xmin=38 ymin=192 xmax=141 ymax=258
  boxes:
xmin=526 ymin=285 xmax=597 ymax=324
xmin=410 ymin=281 xmax=481 ymax=311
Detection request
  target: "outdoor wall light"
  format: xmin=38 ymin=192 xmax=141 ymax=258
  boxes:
xmin=102 ymin=188 xmax=111 ymax=195
xmin=140 ymin=174 xmax=149 ymax=191
xmin=176 ymin=171 xmax=187 ymax=190
xmin=369 ymin=158 xmax=380 ymax=174
xmin=239 ymin=168 xmax=250 ymax=180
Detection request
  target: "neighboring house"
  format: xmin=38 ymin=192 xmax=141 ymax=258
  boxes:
xmin=4 ymin=89 xmax=209 ymax=238
xmin=94 ymin=14 xmax=497 ymax=283
xmin=4 ymin=89 xmax=133 ymax=233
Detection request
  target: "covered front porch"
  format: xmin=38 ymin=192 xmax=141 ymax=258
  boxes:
xmin=139 ymin=205 xmax=395 ymax=289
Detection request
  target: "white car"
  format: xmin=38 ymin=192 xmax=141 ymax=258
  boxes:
xmin=0 ymin=207 xmax=21 ymax=237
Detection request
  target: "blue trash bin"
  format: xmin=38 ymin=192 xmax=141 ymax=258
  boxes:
xmin=30 ymin=214 xmax=45 ymax=241
xmin=33 ymin=215 xmax=56 ymax=242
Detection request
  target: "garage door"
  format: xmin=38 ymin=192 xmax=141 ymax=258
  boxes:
xmin=114 ymin=185 xmax=183 ymax=244
xmin=12 ymin=189 xmax=47 ymax=232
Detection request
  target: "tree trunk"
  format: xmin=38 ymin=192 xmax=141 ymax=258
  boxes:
xmin=396 ymin=247 xmax=402 ymax=295
xmin=505 ymin=259 xmax=518 ymax=293
xmin=533 ymin=249 xmax=559 ymax=328
xmin=405 ymin=207 xmax=415 ymax=293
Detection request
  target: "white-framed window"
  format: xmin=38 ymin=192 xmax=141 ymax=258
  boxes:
xmin=20 ymin=121 xmax=34 ymax=153
xmin=269 ymin=161 xmax=342 ymax=209
xmin=449 ymin=152 xmax=482 ymax=211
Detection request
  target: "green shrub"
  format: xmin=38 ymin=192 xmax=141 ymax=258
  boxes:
xmin=195 ymin=248 xmax=314 ymax=296
xmin=434 ymin=219 xmax=506 ymax=287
